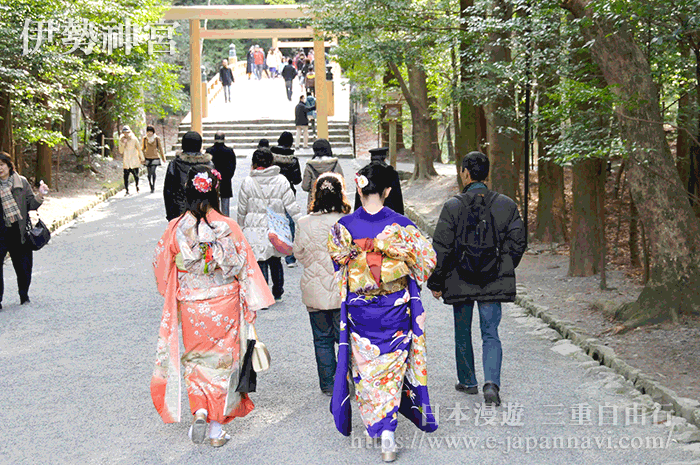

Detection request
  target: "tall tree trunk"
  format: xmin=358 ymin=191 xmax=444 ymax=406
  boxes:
xmin=568 ymin=158 xmax=604 ymax=276
xmin=563 ymin=0 xmax=700 ymax=326
xmin=691 ymin=47 xmax=700 ymax=217
xmin=536 ymin=159 xmax=567 ymax=243
xmin=456 ymin=0 xmax=478 ymax=189
xmin=94 ymin=87 xmax=115 ymax=157
xmin=477 ymin=106 xmax=487 ymax=150
xmin=407 ymin=63 xmax=437 ymax=179
xmin=0 ymin=90 xmax=12 ymax=158
xmin=629 ymin=195 xmax=641 ymax=267
xmin=534 ymin=19 xmax=567 ymax=243
xmin=676 ymin=46 xmax=692 ymax=190
xmin=387 ymin=60 xmax=437 ymax=180
xmin=485 ymin=0 xmax=517 ymax=199
xmin=429 ymin=95 xmax=441 ymax=162
xmin=36 ymin=99 xmax=52 ymax=187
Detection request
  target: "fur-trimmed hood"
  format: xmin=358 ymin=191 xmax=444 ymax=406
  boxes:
xmin=175 ymin=151 xmax=212 ymax=164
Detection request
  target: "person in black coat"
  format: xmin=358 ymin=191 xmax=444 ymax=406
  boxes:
xmin=281 ymin=58 xmax=297 ymax=101
xmin=295 ymin=95 xmax=315 ymax=149
xmin=205 ymin=132 xmax=236 ymax=216
xmin=427 ymin=151 xmax=527 ymax=408
xmin=353 ymin=147 xmax=404 ymax=215
xmin=219 ymin=60 xmax=234 ymax=103
xmin=163 ymin=131 xmax=214 ymax=221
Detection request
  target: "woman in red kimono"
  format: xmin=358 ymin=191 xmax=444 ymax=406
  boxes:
xmin=152 ymin=165 xmax=274 ymax=447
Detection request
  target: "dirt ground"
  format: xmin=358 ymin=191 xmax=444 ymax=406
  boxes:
xmin=354 ymin=107 xmax=700 ymax=402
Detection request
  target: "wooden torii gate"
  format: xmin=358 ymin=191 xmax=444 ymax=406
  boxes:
xmin=162 ymin=5 xmax=330 ymax=138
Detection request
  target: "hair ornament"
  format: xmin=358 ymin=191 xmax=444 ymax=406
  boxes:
xmin=193 ymin=172 xmax=213 ymax=193
xmin=320 ymin=179 xmax=334 ymax=191
xmin=355 ymin=174 xmax=369 ymax=189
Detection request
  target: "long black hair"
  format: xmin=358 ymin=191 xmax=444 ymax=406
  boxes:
xmin=178 ymin=165 xmax=221 ymax=228
xmin=311 ymin=172 xmax=351 ymax=214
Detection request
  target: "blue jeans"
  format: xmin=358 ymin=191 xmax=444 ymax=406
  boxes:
xmin=453 ymin=301 xmax=502 ymax=388
xmin=308 ymin=309 xmax=340 ymax=392
xmin=285 ymin=212 xmax=296 ymax=265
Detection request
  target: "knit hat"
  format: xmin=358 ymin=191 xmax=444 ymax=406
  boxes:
xmin=277 ymin=131 xmax=294 ymax=148
xmin=312 ymin=139 xmax=333 ymax=158
xmin=182 ymin=131 xmax=203 ymax=153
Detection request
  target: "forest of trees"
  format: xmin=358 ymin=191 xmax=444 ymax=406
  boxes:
xmin=0 ymin=0 xmax=186 ymax=186
xmin=306 ymin=0 xmax=700 ymax=328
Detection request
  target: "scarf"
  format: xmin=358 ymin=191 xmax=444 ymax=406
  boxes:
xmin=0 ymin=178 xmax=21 ymax=227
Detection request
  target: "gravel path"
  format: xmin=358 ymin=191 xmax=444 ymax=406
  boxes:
xmin=1 ymin=160 xmax=698 ymax=465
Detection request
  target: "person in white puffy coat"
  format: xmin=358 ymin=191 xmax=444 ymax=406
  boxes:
xmin=237 ymin=148 xmax=302 ymax=302
xmin=293 ymin=172 xmax=350 ymax=395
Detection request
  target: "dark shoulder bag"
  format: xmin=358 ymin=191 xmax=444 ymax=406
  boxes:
xmin=26 ymin=217 xmax=51 ymax=250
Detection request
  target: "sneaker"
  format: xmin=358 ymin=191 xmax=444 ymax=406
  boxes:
xmin=286 ymin=261 xmax=297 ymax=268
xmin=483 ymin=382 xmax=501 ymax=406
xmin=455 ymin=383 xmax=478 ymax=395
xmin=274 ymin=296 xmax=283 ymax=303
xmin=20 ymin=297 xmax=30 ymax=305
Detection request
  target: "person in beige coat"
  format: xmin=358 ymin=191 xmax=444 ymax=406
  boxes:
xmin=118 ymin=125 xmax=145 ymax=194
xmin=293 ymin=172 xmax=350 ymax=395
xmin=301 ymin=139 xmax=344 ymax=212
xmin=237 ymin=148 xmax=302 ymax=302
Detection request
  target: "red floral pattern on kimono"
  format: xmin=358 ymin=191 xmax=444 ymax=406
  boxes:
xmin=152 ymin=210 xmax=274 ymax=424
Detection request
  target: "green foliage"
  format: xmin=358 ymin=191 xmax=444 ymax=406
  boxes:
xmin=0 ymin=0 xmax=186 ymax=149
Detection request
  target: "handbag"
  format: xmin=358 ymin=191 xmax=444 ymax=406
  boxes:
xmin=248 ymin=324 xmax=271 ymax=372
xmin=26 ymin=217 xmax=51 ymax=251
xmin=235 ymin=339 xmax=258 ymax=393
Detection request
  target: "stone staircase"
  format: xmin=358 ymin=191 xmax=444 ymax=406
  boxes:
xmin=173 ymin=119 xmax=353 ymax=157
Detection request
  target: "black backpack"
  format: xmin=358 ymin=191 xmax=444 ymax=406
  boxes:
xmin=455 ymin=190 xmax=501 ymax=285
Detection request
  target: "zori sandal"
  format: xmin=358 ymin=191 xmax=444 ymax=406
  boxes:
xmin=210 ymin=431 xmax=231 ymax=448
xmin=189 ymin=411 xmax=207 ymax=444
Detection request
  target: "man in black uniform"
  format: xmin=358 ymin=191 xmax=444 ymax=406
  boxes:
xmin=353 ymin=147 xmax=404 ymax=214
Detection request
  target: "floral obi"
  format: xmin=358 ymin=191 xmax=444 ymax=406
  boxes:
xmin=328 ymin=223 xmax=436 ymax=297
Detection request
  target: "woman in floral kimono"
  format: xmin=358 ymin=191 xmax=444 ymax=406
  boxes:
xmin=152 ymin=166 xmax=274 ymax=447
xmin=327 ymin=162 xmax=438 ymax=462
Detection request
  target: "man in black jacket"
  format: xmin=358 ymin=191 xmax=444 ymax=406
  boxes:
xmin=163 ymin=131 xmax=214 ymax=221
xmin=427 ymin=151 xmax=527 ymax=407
xmin=353 ymin=147 xmax=404 ymax=215
xmin=219 ymin=59 xmax=234 ymax=103
xmin=205 ymin=131 xmax=236 ymax=216
xmin=295 ymin=94 xmax=315 ymax=149
xmin=281 ymin=58 xmax=297 ymax=101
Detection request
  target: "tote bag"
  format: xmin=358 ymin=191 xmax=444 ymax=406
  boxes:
xmin=252 ymin=178 xmax=293 ymax=256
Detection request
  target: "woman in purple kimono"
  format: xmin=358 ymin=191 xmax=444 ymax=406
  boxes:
xmin=327 ymin=162 xmax=438 ymax=462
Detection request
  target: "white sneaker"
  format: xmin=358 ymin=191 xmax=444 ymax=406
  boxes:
xmin=286 ymin=261 xmax=297 ymax=268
